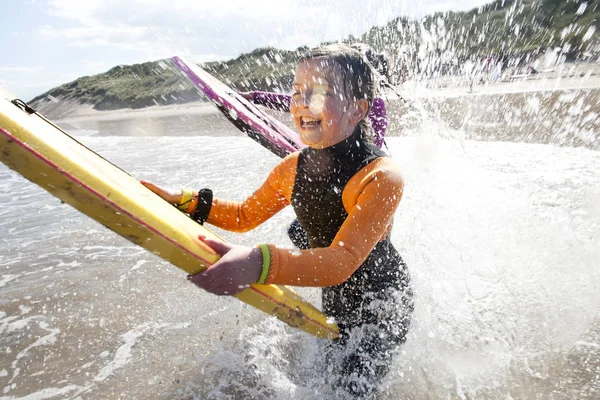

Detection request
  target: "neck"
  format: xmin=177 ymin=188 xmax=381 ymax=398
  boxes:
xmin=321 ymin=125 xmax=361 ymax=150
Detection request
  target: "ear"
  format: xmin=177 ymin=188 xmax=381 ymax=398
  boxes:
xmin=349 ymin=98 xmax=369 ymax=125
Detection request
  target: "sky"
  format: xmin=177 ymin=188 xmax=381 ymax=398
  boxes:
xmin=1 ymin=0 xmax=493 ymax=100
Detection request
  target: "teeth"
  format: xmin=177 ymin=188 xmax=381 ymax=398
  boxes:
xmin=302 ymin=117 xmax=320 ymax=123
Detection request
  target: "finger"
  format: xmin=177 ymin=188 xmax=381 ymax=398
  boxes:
xmin=141 ymin=181 xmax=180 ymax=203
xmin=140 ymin=180 xmax=159 ymax=193
xmin=197 ymin=236 xmax=233 ymax=257
xmin=141 ymin=181 xmax=171 ymax=199
xmin=200 ymin=276 xmax=249 ymax=296
xmin=189 ymin=272 xmax=215 ymax=290
xmin=189 ymin=261 xmax=227 ymax=287
xmin=194 ymin=275 xmax=227 ymax=294
xmin=189 ymin=267 xmax=225 ymax=291
xmin=210 ymin=282 xmax=248 ymax=296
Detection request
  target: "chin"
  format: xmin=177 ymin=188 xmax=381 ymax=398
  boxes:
xmin=299 ymin=129 xmax=324 ymax=148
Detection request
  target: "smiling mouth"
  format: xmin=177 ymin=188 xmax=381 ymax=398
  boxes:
xmin=300 ymin=116 xmax=321 ymax=129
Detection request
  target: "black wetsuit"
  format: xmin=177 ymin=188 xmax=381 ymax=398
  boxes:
xmin=290 ymin=132 xmax=413 ymax=398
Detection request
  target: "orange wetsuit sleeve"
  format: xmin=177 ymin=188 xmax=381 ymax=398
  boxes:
xmin=205 ymin=153 xmax=298 ymax=232
xmin=263 ymin=157 xmax=403 ymax=287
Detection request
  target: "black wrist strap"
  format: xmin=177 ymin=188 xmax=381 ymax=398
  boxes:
xmin=191 ymin=188 xmax=213 ymax=225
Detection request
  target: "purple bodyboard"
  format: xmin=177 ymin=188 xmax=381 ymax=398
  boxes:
xmin=172 ymin=56 xmax=304 ymax=158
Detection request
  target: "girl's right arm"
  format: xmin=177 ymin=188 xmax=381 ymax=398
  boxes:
xmin=186 ymin=153 xmax=298 ymax=232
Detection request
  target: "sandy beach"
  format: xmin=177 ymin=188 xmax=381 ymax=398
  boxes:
xmin=405 ymin=73 xmax=600 ymax=99
xmin=408 ymin=60 xmax=600 ymax=94
xmin=44 ymin=61 xmax=600 ymax=124
xmin=47 ymin=99 xmax=218 ymax=123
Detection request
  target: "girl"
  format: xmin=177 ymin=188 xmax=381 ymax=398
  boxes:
xmin=142 ymin=43 xmax=412 ymax=398
xmin=240 ymin=43 xmax=391 ymax=251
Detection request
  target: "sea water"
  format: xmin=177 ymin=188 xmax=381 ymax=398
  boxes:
xmin=1 ymin=96 xmax=599 ymax=399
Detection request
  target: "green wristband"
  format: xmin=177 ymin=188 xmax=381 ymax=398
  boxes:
xmin=257 ymin=244 xmax=271 ymax=284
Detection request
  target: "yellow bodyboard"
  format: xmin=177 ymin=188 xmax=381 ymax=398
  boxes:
xmin=0 ymin=92 xmax=339 ymax=339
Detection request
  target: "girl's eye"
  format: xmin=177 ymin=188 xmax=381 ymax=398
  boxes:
xmin=292 ymin=92 xmax=302 ymax=98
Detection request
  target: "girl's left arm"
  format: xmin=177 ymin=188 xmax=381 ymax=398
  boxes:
xmin=249 ymin=92 xmax=292 ymax=113
xmin=369 ymin=97 xmax=388 ymax=148
xmin=194 ymin=153 xmax=298 ymax=232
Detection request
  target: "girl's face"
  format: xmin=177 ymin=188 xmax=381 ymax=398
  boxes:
xmin=290 ymin=59 xmax=368 ymax=149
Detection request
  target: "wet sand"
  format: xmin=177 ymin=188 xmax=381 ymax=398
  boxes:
xmin=43 ymin=63 xmax=600 ymax=152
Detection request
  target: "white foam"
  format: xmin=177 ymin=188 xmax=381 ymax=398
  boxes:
xmin=128 ymin=260 xmax=146 ymax=272
xmin=0 ymin=384 xmax=80 ymax=400
xmin=93 ymin=322 xmax=189 ymax=382
xmin=118 ymin=260 xmax=148 ymax=283
xmin=0 ymin=275 xmax=19 ymax=288
xmin=17 ymin=306 xmax=31 ymax=315
xmin=575 ymin=340 xmax=600 ymax=350
xmin=11 ymin=322 xmax=60 ymax=379
xmin=1 ymin=316 xmax=41 ymax=335
xmin=55 ymin=261 xmax=81 ymax=269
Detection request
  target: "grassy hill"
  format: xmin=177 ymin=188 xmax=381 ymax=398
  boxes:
xmin=30 ymin=48 xmax=301 ymax=112
xmin=30 ymin=0 xmax=599 ymax=113
xmin=362 ymin=0 xmax=599 ymax=78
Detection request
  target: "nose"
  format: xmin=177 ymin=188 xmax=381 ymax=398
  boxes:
xmin=300 ymin=93 xmax=310 ymax=106
xmin=292 ymin=92 xmax=310 ymax=108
